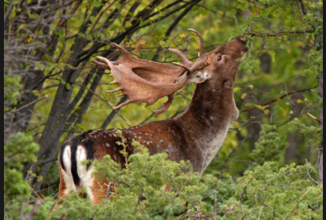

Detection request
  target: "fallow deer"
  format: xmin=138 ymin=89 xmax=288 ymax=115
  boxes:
xmin=58 ymin=29 xmax=248 ymax=204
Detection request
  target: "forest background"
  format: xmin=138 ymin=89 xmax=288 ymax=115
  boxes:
xmin=4 ymin=0 xmax=323 ymax=219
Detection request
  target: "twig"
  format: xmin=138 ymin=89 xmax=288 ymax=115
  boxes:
xmin=283 ymin=188 xmax=312 ymax=219
xmin=213 ymin=190 xmax=218 ymax=220
xmin=171 ymin=108 xmax=185 ymax=119
xmin=222 ymin=185 xmax=248 ymax=220
xmin=58 ymin=213 xmax=66 ymax=220
xmin=8 ymin=95 xmax=48 ymax=113
xmin=71 ymin=64 xmax=95 ymax=70
xmin=105 ymin=182 xmax=113 ymax=200
xmin=247 ymin=29 xmax=314 ymax=37
xmin=181 ymin=1 xmax=217 ymax=13
xmin=37 ymin=157 xmax=57 ymax=165
xmin=134 ymin=189 xmax=144 ymax=212
xmin=298 ymin=0 xmax=307 ymax=16
xmin=76 ymin=83 xmax=132 ymax=127
xmin=307 ymin=112 xmax=320 ymax=122
xmin=305 ymin=159 xmax=320 ymax=185
xmin=138 ymin=112 xmax=155 ymax=125
xmin=4 ymin=0 xmax=14 ymax=25
xmin=221 ymin=136 xmax=248 ymax=176
xmin=240 ymin=86 xmax=317 ymax=113
xmin=20 ymin=199 xmax=42 ymax=220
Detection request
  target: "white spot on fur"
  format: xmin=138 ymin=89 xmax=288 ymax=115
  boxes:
xmin=105 ymin=143 xmax=110 ymax=147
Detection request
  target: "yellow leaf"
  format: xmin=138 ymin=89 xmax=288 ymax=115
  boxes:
xmin=233 ymin=87 xmax=241 ymax=93
xmin=297 ymin=99 xmax=304 ymax=103
xmin=247 ymin=84 xmax=254 ymax=89
xmin=24 ymin=35 xmax=33 ymax=43
xmin=241 ymin=93 xmax=247 ymax=99
xmin=296 ymin=41 xmax=303 ymax=47
xmin=179 ymin=33 xmax=187 ymax=38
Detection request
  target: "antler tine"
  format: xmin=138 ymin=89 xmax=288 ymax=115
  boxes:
xmin=168 ymin=48 xmax=193 ymax=67
xmin=112 ymin=43 xmax=130 ymax=56
xmin=91 ymin=59 xmax=110 ymax=69
xmin=188 ymin=28 xmax=204 ymax=57
xmin=172 ymin=62 xmax=191 ymax=73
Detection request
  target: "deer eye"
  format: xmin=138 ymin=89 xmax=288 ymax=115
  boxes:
xmin=217 ymin=56 xmax=222 ymax=61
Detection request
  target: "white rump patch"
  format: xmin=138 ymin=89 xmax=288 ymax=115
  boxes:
xmin=61 ymin=146 xmax=77 ymax=195
xmin=76 ymin=145 xmax=95 ymax=201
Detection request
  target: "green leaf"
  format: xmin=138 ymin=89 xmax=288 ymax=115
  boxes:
xmin=90 ymin=16 xmax=96 ymax=24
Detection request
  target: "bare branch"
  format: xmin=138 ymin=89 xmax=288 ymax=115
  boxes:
xmin=305 ymin=159 xmax=320 ymax=184
xmin=307 ymin=112 xmax=320 ymax=122
xmin=298 ymin=0 xmax=307 ymax=16
xmin=248 ymin=29 xmax=314 ymax=37
xmin=20 ymin=199 xmax=42 ymax=220
xmin=105 ymin=182 xmax=113 ymax=200
xmin=240 ymin=86 xmax=317 ymax=113
xmin=213 ymin=190 xmax=218 ymax=219
xmin=75 ymin=83 xmax=132 ymax=127
xmin=4 ymin=0 xmax=15 ymax=25
xmin=8 ymin=95 xmax=48 ymax=113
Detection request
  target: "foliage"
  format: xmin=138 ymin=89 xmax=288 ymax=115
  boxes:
xmin=3 ymin=0 xmax=322 ymax=219
xmin=43 ymin=142 xmax=218 ymax=219
xmin=4 ymin=132 xmax=40 ymax=201
xmin=250 ymin=124 xmax=288 ymax=165
xmin=217 ymin=162 xmax=323 ymax=219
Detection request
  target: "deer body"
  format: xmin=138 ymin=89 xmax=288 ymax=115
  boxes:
xmin=58 ymin=31 xmax=247 ymax=204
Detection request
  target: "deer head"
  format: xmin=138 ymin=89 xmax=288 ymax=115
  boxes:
xmin=92 ymin=29 xmax=247 ymax=116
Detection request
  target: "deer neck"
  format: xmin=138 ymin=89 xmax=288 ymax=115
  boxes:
xmin=178 ymin=80 xmax=239 ymax=172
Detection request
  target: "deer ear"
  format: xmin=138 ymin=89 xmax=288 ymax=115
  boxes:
xmin=188 ymin=71 xmax=210 ymax=84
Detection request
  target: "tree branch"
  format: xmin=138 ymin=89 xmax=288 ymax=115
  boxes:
xmin=20 ymin=199 xmax=42 ymax=220
xmin=247 ymin=29 xmax=314 ymax=37
xmin=305 ymin=159 xmax=320 ymax=185
xmin=240 ymin=86 xmax=317 ymax=113
xmin=8 ymin=95 xmax=48 ymax=113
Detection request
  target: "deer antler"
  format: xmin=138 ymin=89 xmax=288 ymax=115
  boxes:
xmin=188 ymin=28 xmax=204 ymax=56
xmin=92 ymin=29 xmax=206 ymax=115
xmin=96 ymin=56 xmax=189 ymax=112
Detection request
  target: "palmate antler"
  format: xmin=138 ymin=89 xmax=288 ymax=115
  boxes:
xmin=92 ymin=29 xmax=207 ymax=116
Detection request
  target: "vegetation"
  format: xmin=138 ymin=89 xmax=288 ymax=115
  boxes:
xmin=4 ymin=0 xmax=322 ymax=219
